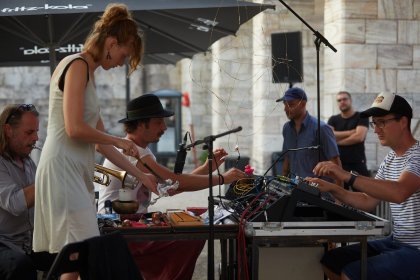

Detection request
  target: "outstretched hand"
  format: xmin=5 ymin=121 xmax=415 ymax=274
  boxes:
xmin=223 ymin=168 xmax=246 ymax=184
xmin=213 ymin=148 xmax=228 ymax=165
xmin=202 ymin=148 xmax=228 ymax=172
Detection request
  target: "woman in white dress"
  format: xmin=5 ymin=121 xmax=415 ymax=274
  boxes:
xmin=33 ymin=4 xmax=156 ymax=280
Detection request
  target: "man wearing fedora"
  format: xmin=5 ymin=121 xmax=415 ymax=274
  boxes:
xmin=277 ymin=87 xmax=341 ymax=182
xmin=307 ymin=92 xmax=420 ymax=279
xmin=97 ymin=93 xmax=245 ymax=279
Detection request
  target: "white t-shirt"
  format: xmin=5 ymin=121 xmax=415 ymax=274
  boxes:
xmin=97 ymin=145 xmax=155 ymax=214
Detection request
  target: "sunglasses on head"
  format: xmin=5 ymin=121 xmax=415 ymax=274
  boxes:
xmin=5 ymin=104 xmax=37 ymax=124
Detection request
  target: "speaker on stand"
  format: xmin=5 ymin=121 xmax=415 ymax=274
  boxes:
xmin=271 ymin=31 xmax=303 ymax=87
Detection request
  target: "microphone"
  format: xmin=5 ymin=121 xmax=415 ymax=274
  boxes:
xmin=174 ymin=132 xmax=189 ymax=174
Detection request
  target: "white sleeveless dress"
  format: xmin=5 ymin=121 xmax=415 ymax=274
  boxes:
xmin=33 ymin=54 xmax=100 ymax=253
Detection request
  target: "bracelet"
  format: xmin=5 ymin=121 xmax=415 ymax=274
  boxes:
xmin=218 ymin=174 xmax=225 ymax=185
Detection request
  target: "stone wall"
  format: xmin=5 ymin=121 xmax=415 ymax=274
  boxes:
xmin=324 ymin=0 xmax=420 ymax=170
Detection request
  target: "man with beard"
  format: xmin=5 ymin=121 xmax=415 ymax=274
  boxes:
xmin=328 ymin=91 xmax=370 ymax=190
xmin=97 ymin=93 xmax=245 ymax=279
xmin=276 ymin=87 xmax=341 ymax=183
xmin=0 ymin=104 xmax=54 ymax=279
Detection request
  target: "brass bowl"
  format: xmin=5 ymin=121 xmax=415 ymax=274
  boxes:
xmin=111 ymin=200 xmax=139 ymax=214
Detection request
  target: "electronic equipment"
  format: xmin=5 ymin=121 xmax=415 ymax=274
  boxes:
xmin=225 ymin=176 xmax=377 ymax=222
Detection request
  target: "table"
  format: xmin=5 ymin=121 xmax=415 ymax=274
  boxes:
xmin=101 ymin=224 xmax=239 ymax=279
xmin=246 ymin=219 xmax=391 ymax=280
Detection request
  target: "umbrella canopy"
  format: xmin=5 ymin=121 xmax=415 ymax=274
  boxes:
xmin=0 ymin=0 xmax=274 ymax=69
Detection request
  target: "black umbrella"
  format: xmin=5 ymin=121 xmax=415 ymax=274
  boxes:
xmin=0 ymin=0 xmax=274 ymax=70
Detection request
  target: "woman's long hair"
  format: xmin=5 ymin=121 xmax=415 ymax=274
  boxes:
xmin=83 ymin=3 xmax=144 ymax=74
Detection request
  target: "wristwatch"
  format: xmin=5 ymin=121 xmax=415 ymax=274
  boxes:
xmin=347 ymin=170 xmax=359 ymax=188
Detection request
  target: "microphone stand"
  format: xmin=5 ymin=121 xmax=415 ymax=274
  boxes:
xmin=277 ymin=0 xmax=337 ymax=162
xmin=263 ymin=145 xmax=320 ymax=177
xmin=184 ymin=126 xmax=242 ymax=280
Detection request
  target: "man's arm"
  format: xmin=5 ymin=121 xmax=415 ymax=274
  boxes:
xmin=306 ymin=177 xmax=380 ymax=212
xmin=333 ymin=129 xmax=355 ymax=141
xmin=328 ymin=116 xmax=353 ymax=141
xmin=313 ymin=161 xmax=420 ymax=203
xmin=351 ymin=170 xmax=420 ymax=203
xmin=336 ymin=125 xmax=368 ymax=146
xmin=0 ymin=166 xmax=34 ymax=214
xmin=139 ymin=155 xmax=245 ymax=192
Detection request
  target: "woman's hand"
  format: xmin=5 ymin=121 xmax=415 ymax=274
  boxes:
xmin=138 ymin=173 xmax=158 ymax=195
xmin=114 ymin=138 xmax=140 ymax=159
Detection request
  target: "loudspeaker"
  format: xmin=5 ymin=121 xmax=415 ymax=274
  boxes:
xmin=271 ymin=31 xmax=303 ymax=84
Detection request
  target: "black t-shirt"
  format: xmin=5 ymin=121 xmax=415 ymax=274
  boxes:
xmin=328 ymin=112 xmax=369 ymax=165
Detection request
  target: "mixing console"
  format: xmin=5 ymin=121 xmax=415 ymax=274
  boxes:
xmin=225 ymin=176 xmax=376 ymax=222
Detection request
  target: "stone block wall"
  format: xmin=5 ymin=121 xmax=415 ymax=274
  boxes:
xmin=324 ymin=0 xmax=420 ymax=171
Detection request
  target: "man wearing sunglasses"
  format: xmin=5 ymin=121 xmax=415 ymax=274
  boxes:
xmin=308 ymin=92 xmax=420 ymax=280
xmin=276 ymin=87 xmax=341 ymax=183
xmin=328 ymin=91 xmax=370 ymax=190
xmin=0 ymin=104 xmax=54 ymax=279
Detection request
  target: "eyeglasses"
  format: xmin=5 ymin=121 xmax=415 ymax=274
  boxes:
xmin=369 ymin=117 xmax=400 ymax=129
xmin=5 ymin=104 xmax=37 ymax=124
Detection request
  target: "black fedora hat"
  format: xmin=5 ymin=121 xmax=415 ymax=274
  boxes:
xmin=118 ymin=94 xmax=174 ymax=123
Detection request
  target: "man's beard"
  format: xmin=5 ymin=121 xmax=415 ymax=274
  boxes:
xmin=151 ymin=133 xmax=164 ymax=143
xmin=340 ymin=106 xmax=351 ymax=113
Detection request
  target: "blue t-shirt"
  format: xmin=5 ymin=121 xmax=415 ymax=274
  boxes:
xmin=282 ymin=111 xmax=339 ymax=178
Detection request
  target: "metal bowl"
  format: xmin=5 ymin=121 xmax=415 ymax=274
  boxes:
xmin=111 ymin=200 xmax=139 ymax=214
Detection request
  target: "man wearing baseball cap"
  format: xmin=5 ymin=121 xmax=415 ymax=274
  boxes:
xmin=277 ymin=87 xmax=341 ymax=183
xmin=307 ymin=92 xmax=420 ymax=279
xmin=98 ymin=93 xmax=245 ymax=279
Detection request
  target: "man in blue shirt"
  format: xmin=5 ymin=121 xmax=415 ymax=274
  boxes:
xmin=277 ymin=87 xmax=341 ymax=182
